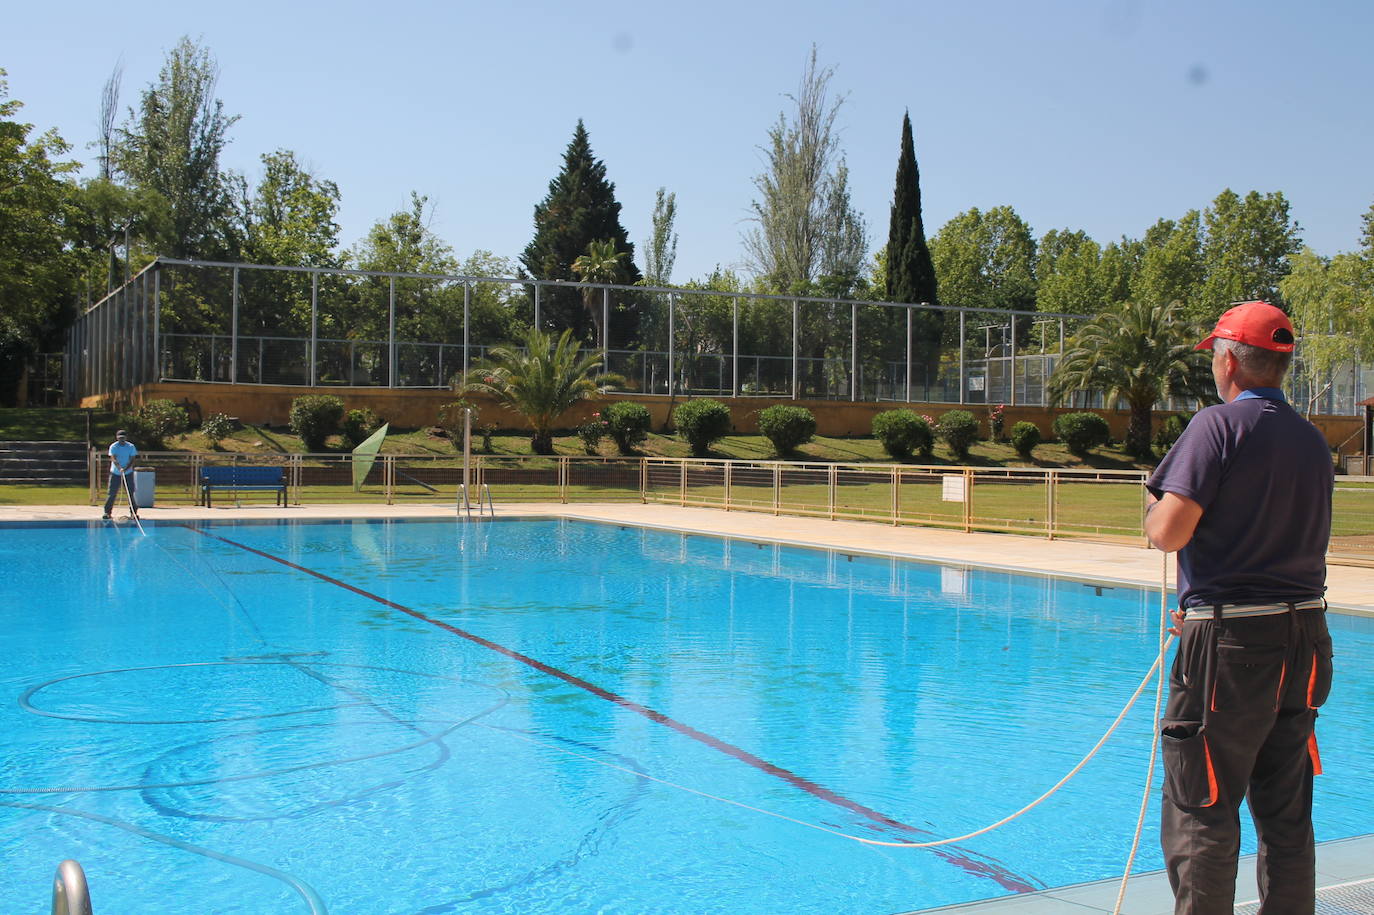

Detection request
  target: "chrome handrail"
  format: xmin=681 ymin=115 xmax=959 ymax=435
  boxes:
xmin=51 ymin=859 xmax=92 ymax=915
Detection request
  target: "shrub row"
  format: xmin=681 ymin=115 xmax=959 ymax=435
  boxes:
xmin=122 ymin=395 xmax=1134 ymax=463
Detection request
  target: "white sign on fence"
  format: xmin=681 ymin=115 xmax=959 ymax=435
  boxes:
xmin=941 ymin=474 xmax=966 ymax=503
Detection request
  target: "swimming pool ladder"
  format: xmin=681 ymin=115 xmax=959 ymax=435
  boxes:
xmin=457 ymin=483 xmax=494 ymax=519
xmin=51 ymin=859 xmax=92 ymax=915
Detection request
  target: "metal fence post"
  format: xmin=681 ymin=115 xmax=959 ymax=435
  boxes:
xmin=1047 ymin=469 xmax=1057 ymax=540
xmin=724 ymin=460 xmax=732 ymax=511
xmin=667 ymin=293 xmax=676 ymax=397
xmin=891 ymin=466 xmax=900 ymax=525
xmin=731 ymin=297 xmax=739 ymax=397
xmin=1010 ymin=314 xmax=1018 ymax=406
xmin=152 ymin=266 xmax=160 ymax=382
xmin=388 ymin=276 xmax=396 ymax=388
xmin=679 ymin=460 xmax=687 ymax=506
xmin=958 ymin=310 xmax=966 ymax=405
xmin=850 ymin=302 xmax=858 ymax=401
xmin=963 ymin=467 xmax=973 ymax=532
xmin=791 ymin=300 xmax=799 ymax=399
xmin=828 ymin=464 xmax=837 ymax=519
xmin=533 ymin=282 xmax=540 ymax=329
xmin=309 ymin=272 xmax=318 ymax=387
xmin=230 ymin=267 xmax=239 ymax=384
xmin=906 ymin=307 xmax=913 ymax=403
xmin=462 ymin=282 xmax=471 ymax=384
xmin=773 ymin=463 xmax=781 ymax=515
xmin=602 ymin=286 xmax=610 ymax=362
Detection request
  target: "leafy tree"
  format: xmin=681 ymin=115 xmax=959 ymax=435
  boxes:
xmin=238 ymin=149 xmax=342 ymax=335
xmin=884 ymin=111 xmax=941 ymax=354
xmin=1198 ymin=189 xmax=1302 ymax=312
xmin=1129 ymin=213 xmax=1205 ymax=319
xmin=521 ymin=120 xmax=641 ymax=345
xmin=458 ymin=250 xmax=522 ymax=353
xmin=0 ymin=71 xmax=82 ymax=405
xmin=115 ymin=36 xmax=239 ymax=261
xmin=642 ymin=187 xmax=678 ymax=287
xmin=1280 ymin=246 xmax=1373 ymax=412
xmin=348 ymin=192 xmax=461 ymax=343
xmin=930 ymin=205 xmax=1037 ymax=313
xmin=462 ymin=326 xmax=605 ymax=454
xmin=1035 ymin=229 xmax=1103 ymax=316
xmin=571 ymin=238 xmax=629 ymax=346
xmin=1047 ymin=299 xmax=1213 ymax=458
xmin=744 ymin=46 xmax=867 ymax=297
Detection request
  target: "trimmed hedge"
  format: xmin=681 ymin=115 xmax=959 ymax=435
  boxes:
xmin=1009 ymin=421 xmax=1041 ymax=459
xmin=871 ymin=409 xmax=933 ymax=460
xmin=289 ymin=395 xmax=344 ymax=452
xmin=605 ymin=401 xmax=652 ymax=455
xmin=1054 ymin=411 xmax=1110 ymax=456
xmin=936 ymin=409 xmax=979 ymax=460
xmin=757 ymin=404 xmax=816 ymax=455
xmin=673 ymin=399 xmax=732 ymax=457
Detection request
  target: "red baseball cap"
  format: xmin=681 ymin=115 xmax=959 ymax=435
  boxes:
xmin=1195 ymin=301 xmax=1295 ymax=352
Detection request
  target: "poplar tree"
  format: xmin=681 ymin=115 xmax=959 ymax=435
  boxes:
xmin=884 ymin=111 xmax=942 ymax=356
xmin=521 ymin=121 xmax=641 ymax=345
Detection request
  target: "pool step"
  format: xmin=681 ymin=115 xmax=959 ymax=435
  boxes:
xmin=0 ymin=441 xmax=90 ymax=485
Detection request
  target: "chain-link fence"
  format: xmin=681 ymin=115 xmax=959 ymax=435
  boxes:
xmin=65 ymin=258 xmax=1372 ymax=416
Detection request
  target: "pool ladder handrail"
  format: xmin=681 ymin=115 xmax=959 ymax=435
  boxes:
xmin=51 ymin=859 xmax=92 ymax=915
xmin=457 ymin=483 xmax=494 ymax=519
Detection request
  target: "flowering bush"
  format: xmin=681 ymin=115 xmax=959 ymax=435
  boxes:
xmin=578 ymin=412 xmax=609 ymax=454
xmin=988 ymin=403 xmax=1006 ymax=441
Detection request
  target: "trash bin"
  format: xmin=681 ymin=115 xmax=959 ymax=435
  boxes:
xmin=132 ymin=469 xmax=155 ymax=508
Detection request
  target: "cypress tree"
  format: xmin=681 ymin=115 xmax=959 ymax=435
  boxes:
xmin=885 ymin=112 xmax=942 ymax=357
xmin=521 ymin=121 xmax=641 ymax=345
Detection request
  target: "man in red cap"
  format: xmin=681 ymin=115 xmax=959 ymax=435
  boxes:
xmin=1145 ymin=301 xmax=1333 ymax=914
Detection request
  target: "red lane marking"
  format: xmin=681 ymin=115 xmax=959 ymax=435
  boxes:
xmin=184 ymin=524 xmax=1038 ymax=893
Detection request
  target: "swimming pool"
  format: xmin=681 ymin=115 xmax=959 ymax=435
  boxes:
xmin=2 ymin=518 xmax=1371 ymax=913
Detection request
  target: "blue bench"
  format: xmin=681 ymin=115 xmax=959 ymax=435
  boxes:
xmin=199 ymin=466 xmax=288 ymax=507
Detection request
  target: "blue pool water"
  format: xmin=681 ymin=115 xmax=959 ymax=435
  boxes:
xmin=1 ymin=518 xmax=1371 ymax=913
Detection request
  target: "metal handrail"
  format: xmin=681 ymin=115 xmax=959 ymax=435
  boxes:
xmin=51 ymin=859 xmax=92 ymax=915
xmin=457 ymin=483 xmax=494 ymax=519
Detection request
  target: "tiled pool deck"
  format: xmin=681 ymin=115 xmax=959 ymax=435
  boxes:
xmin=7 ymin=500 xmax=1372 ymax=913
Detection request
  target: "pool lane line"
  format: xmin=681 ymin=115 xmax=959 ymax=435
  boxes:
xmin=183 ymin=524 xmax=1039 ymax=894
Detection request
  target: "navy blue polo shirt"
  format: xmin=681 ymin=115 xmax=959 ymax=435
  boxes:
xmin=1146 ymin=389 xmax=1332 ymax=608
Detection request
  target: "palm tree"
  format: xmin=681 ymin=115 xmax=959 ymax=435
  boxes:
xmin=571 ymin=239 xmax=627 ymax=347
xmin=1048 ymin=299 xmax=1214 ymax=458
xmin=462 ymin=326 xmax=605 ymax=454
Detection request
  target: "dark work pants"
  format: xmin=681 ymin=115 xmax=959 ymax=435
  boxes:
xmin=103 ymin=472 xmax=136 ymax=515
xmin=1160 ymin=608 xmax=1333 ymax=915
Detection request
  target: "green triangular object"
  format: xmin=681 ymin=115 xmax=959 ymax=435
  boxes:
xmin=351 ymin=423 xmax=389 ymax=491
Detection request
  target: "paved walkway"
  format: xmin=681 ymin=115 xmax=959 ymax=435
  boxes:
xmin=7 ymin=500 xmax=1372 ymax=912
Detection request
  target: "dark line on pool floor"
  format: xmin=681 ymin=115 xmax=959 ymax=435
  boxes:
xmin=182 ymin=523 xmax=1039 ymax=894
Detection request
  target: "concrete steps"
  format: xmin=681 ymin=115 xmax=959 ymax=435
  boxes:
xmin=0 ymin=441 xmax=90 ymax=485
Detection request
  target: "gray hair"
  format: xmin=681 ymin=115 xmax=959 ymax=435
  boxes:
xmin=1214 ymin=338 xmax=1292 ymax=386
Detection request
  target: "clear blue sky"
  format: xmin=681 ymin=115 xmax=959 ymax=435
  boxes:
xmin=4 ymin=0 xmax=1371 ymax=283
